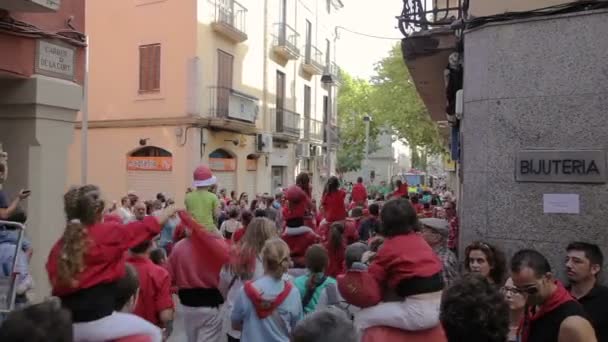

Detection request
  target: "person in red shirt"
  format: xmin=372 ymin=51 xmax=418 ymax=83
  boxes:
xmin=281 ymin=185 xmax=320 ymax=274
xmin=46 ymin=185 xmax=175 ymax=326
xmin=421 ymin=202 xmax=434 ymax=218
xmin=344 ymin=208 xmax=363 ymax=245
xmin=390 ymin=180 xmax=409 ymax=199
xmin=320 ymin=176 xmax=347 ymax=240
xmin=325 ymin=222 xmax=346 ymax=278
xmin=296 ymin=172 xmax=317 ymax=231
xmin=351 ymin=177 xmax=368 ymax=208
xmin=410 ymin=195 xmax=424 ymax=215
xmin=166 ymin=211 xmax=229 ymax=342
xmin=127 ymin=240 xmax=174 ymax=328
xmin=338 ymin=199 xmax=444 ymax=333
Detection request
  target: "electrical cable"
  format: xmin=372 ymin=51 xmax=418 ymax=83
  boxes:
xmin=0 ymin=15 xmax=86 ymax=47
xmin=335 ymin=26 xmax=402 ymax=40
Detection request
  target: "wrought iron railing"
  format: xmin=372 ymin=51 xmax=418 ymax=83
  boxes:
xmin=272 ymin=108 xmax=301 ymax=136
xmin=208 ymin=86 xmax=257 ymax=123
xmin=304 ymin=117 xmax=324 ymax=141
xmin=273 ymin=22 xmax=300 ymax=55
xmin=213 ymin=0 xmax=247 ymax=35
xmin=304 ymin=45 xmax=325 ymax=70
xmin=397 ymin=0 xmax=464 ymax=36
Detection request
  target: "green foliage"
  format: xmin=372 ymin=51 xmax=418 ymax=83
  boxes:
xmin=336 ymin=43 xmax=444 ymax=173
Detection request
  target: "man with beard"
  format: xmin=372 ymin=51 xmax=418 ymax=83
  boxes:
xmin=565 ymin=242 xmax=608 ymax=342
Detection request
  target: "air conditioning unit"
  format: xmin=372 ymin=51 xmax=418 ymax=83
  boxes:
xmin=296 ymin=142 xmax=311 ymax=159
xmin=2 ymin=0 xmax=60 ymax=12
xmin=256 ymin=133 xmax=273 ymax=153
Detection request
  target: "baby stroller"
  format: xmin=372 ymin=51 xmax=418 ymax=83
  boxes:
xmin=0 ymin=220 xmax=26 ymax=315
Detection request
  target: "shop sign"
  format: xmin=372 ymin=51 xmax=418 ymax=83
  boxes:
xmin=515 ymin=150 xmax=606 ymax=183
xmin=35 ymin=40 xmax=76 ymax=80
xmin=127 ymin=157 xmax=172 ymax=171
xmin=210 ymin=158 xmax=236 ymax=171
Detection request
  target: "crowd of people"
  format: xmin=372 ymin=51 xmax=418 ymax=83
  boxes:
xmin=0 ymin=163 xmax=607 ymax=342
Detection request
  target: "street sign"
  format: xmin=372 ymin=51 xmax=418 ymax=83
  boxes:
xmin=35 ymin=40 xmax=76 ymax=80
xmin=515 ymin=150 xmax=606 ymax=183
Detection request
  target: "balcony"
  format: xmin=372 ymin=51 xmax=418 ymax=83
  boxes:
xmin=211 ymin=0 xmax=248 ymax=43
xmin=302 ymin=45 xmax=324 ymax=75
xmin=272 ymin=23 xmax=300 ymax=60
xmin=397 ymin=0 xmax=463 ymax=36
xmin=322 ymin=62 xmax=341 ymax=85
xmin=271 ymin=108 xmax=301 ymax=140
xmin=208 ymin=86 xmax=259 ymax=133
xmin=304 ymin=117 xmax=324 ymax=142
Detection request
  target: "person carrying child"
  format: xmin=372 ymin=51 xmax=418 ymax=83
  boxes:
xmin=337 ymin=198 xmax=444 ymax=333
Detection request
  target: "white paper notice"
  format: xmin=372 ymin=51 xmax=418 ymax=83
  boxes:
xmin=543 ymin=194 xmax=580 ymax=214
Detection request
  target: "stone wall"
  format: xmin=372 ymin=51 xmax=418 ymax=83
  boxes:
xmin=461 ymin=9 xmax=608 ymax=280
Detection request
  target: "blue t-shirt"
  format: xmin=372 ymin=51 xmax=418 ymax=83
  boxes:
xmin=231 ymin=275 xmax=303 ymax=342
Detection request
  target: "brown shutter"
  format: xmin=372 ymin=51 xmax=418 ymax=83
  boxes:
xmin=139 ymin=44 xmax=161 ymax=93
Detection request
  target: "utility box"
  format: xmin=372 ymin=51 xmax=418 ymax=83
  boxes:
xmin=0 ymin=0 xmax=61 ymax=12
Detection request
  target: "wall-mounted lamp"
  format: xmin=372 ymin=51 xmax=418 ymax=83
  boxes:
xmin=139 ymin=138 xmax=150 ymax=146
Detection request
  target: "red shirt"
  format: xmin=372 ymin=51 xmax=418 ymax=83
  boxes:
xmin=321 ymin=190 xmax=347 ymax=223
xmin=325 ymin=241 xmax=346 ymax=278
xmin=128 ymin=255 xmax=174 ymax=326
xmin=344 ymin=219 xmax=360 ymax=245
xmin=47 ymin=216 xmax=162 ymax=296
xmin=338 ymin=233 xmax=442 ymax=307
xmin=281 ymin=228 xmax=320 ymax=268
xmin=232 ymin=227 xmax=246 ymax=243
xmin=391 ymin=184 xmax=409 ymax=199
xmin=351 ymin=183 xmax=368 ymax=204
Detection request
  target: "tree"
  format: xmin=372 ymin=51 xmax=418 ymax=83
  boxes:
xmin=336 ymin=44 xmax=445 ymax=174
xmin=336 ymin=72 xmax=380 ymax=173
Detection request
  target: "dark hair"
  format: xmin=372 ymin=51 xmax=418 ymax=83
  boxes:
xmin=431 ymin=198 xmax=438 ymax=206
xmin=368 ymin=203 xmax=379 ymax=216
xmin=130 ymin=240 xmax=153 ymax=254
xmin=440 ymin=273 xmax=509 ymax=342
xmin=240 ymin=210 xmax=253 ymax=227
xmin=156 ymin=193 xmax=166 ymax=202
xmin=324 ymin=176 xmax=340 ymax=195
xmin=423 ymin=202 xmax=430 ymax=209
xmin=329 ymin=222 xmax=345 ymax=251
xmin=0 ymin=300 xmax=73 ymax=342
xmin=249 ymin=199 xmax=258 ymax=212
xmin=231 ymin=190 xmax=237 ymax=198
xmin=351 ymin=207 xmax=363 ymax=218
xmin=379 ymin=199 xmax=418 ymax=237
xmin=303 ymin=245 xmax=329 ymax=307
xmin=228 ymin=207 xmax=240 ymax=219
xmin=465 ymin=241 xmax=507 ymax=284
xmin=149 ymin=248 xmax=167 ymax=265
xmin=395 ymin=179 xmax=402 ymax=187
xmin=121 ymin=196 xmax=129 ymax=206
xmin=114 ymin=264 xmax=139 ymax=311
xmin=296 ymin=172 xmax=311 ymax=194
xmin=254 ymin=208 xmax=267 ymax=217
xmin=357 ymin=177 xmax=363 ymax=183
xmin=239 ymin=192 xmax=248 ymax=201
xmin=511 ymin=249 xmax=552 ymax=277
xmin=567 ymin=242 xmax=604 ymax=269
xmin=292 ymin=307 xmax=359 ymax=342
xmin=411 ymin=196 xmax=419 ymax=204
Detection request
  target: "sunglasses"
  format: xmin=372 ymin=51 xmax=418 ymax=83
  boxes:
xmin=513 ymin=284 xmax=539 ymax=295
xmin=500 ymin=286 xmax=526 ymax=296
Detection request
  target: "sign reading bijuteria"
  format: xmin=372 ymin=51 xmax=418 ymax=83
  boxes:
xmin=515 ymin=150 xmax=606 ymax=183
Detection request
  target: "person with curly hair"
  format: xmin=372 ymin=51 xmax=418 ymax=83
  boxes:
xmin=464 ymin=241 xmax=507 ymax=285
xmin=440 ymin=273 xmax=509 ymax=342
xmin=45 ymin=185 xmax=175 ymax=341
xmin=0 ymin=300 xmax=73 ymax=342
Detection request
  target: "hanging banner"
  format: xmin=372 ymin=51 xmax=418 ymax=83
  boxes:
xmin=127 ymin=157 xmax=172 ymax=171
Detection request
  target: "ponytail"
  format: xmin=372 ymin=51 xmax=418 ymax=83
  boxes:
xmin=57 ymin=185 xmax=104 ymax=286
xmin=329 ymin=222 xmax=345 ymax=252
xmin=262 ymin=238 xmax=291 ymax=280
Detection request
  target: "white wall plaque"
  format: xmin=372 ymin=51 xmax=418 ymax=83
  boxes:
xmin=35 ymin=40 xmax=76 ymax=80
xmin=543 ymin=194 xmax=580 ymax=214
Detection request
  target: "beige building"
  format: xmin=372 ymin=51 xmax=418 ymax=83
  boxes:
xmin=69 ymin=0 xmax=343 ymax=204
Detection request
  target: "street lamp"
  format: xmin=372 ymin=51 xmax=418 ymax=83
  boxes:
xmin=322 ymin=67 xmax=335 ymax=177
xmin=362 ymin=115 xmax=372 ymax=182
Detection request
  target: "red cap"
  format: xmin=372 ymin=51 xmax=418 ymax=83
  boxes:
xmin=284 ymin=185 xmax=308 ymax=220
xmin=193 ymin=165 xmax=217 ymax=187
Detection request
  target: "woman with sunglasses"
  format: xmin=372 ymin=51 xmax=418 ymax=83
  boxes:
xmin=464 ymin=241 xmax=507 ymax=285
xmin=501 ymin=277 xmax=527 ymax=342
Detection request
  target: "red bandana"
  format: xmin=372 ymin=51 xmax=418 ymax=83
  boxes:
xmin=244 ymin=280 xmax=293 ymax=319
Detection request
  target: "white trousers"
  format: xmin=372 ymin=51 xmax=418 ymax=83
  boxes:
xmin=354 ymin=296 xmax=441 ymax=331
xmin=73 ymin=312 xmax=162 ymax=342
xmin=177 ymin=303 xmax=223 ymax=342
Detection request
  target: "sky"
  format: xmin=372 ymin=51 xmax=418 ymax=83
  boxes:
xmin=336 ymin=0 xmax=404 ymax=80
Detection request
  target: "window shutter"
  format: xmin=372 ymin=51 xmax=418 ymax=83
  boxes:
xmin=139 ymin=44 xmax=161 ymax=92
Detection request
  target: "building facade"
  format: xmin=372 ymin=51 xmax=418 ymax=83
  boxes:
xmin=0 ymin=0 xmax=86 ymax=299
xmin=68 ymin=0 xmax=342 ymax=205
xmin=399 ymin=0 xmax=608 ymax=277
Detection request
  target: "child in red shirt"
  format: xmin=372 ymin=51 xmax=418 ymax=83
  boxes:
xmin=338 ymin=198 xmax=443 ymax=332
xmin=320 ymin=176 xmax=347 ymax=240
xmin=324 ymin=222 xmax=347 ymax=278
xmin=46 ymin=185 xmax=176 ymax=325
xmin=281 ymin=185 xmax=320 ymax=273
xmin=127 ymin=240 xmax=174 ymax=328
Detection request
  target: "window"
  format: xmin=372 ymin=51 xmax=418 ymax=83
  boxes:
xmin=304 ymin=85 xmax=311 ymax=117
xmin=139 ymin=44 xmax=161 ymax=93
xmin=325 ymin=39 xmax=331 ymax=65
